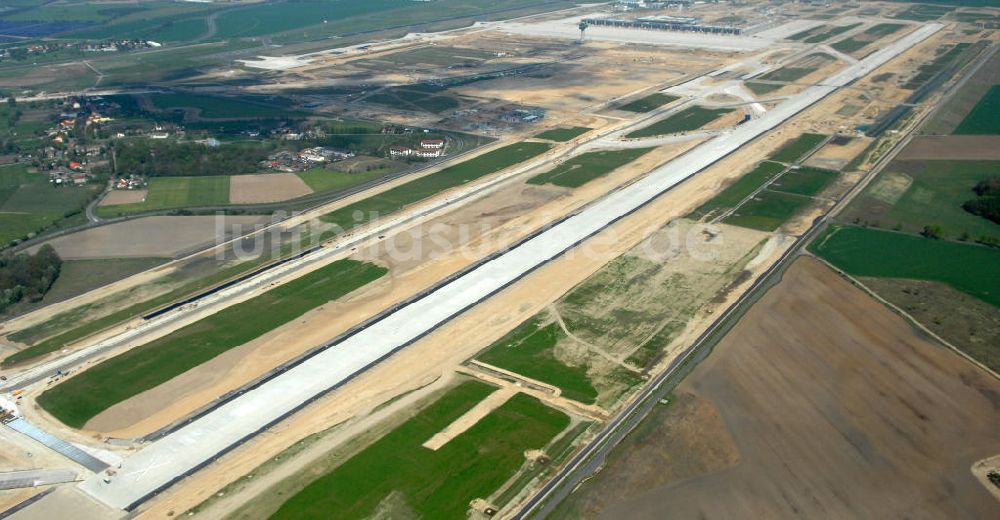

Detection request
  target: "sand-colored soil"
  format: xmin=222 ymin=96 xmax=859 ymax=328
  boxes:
xmin=98 ymin=190 xmax=147 ymax=207
xmin=558 ymin=257 xmax=1000 ymax=519
xmin=422 ymin=386 xmax=516 ymax=451
xmin=805 ymin=135 xmax=873 ymax=170
xmin=228 ymin=173 xmax=313 ymax=204
xmin=80 ymin=139 xmax=699 ymax=437
xmin=32 ymin=216 xmax=272 ymax=259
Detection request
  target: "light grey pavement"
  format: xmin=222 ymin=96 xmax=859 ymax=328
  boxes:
xmin=74 ymin=22 xmax=942 ymax=511
xmin=0 ymin=469 xmax=77 ymax=490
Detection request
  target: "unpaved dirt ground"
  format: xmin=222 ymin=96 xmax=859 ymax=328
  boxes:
xmin=33 ymin=216 xmax=272 ymax=259
xmin=99 ymin=190 xmax=147 ymax=206
xmin=228 ymin=173 xmax=312 ymax=204
xmin=422 ymin=386 xmax=515 ymax=450
xmin=805 ymin=135 xmax=872 ymax=170
xmin=555 ymin=257 xmax=1000 ymax=519
xmin=80 ymin=139 xmax=699 ymax=437
xmin=896 ymin=135 xmax=1000 ymax=160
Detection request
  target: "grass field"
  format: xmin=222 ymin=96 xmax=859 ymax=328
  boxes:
xmin=745 ymin=81 xmax=782 ymax=95
xmin=831 ymin=23 xmax=905 ymax=54
xmin=0 ymin=181 xmax=99 ymax=244
xmin=688 ymin=161 xmax=786 ymax=220
xmin=527 ymin=148 xmax=653 ymax=188
xmin=625 ymin=106 xmax=733 ymax=139
xmin=477 ymin=317 xmax=598 ymax=404
xmin=0 ymin=213 xmax=59 ymax=245
xmin=534 ymin=127 xmax=591 ymax=142
xmin=894 ymin=4 xmax=952 ymax=21
xmin=954 ymin=85 xmax=1000 ymax=135
xmin=841 ymin=160 xmax=1000 ymax=241
xmin=37 ymin=259 xmax=387 ymax=428
xmin=724 ymin=190 xmax=813 ymax=231
xmin=800 ymin=23 xmax=862 ymax=43
xmin=97 ymin=176 xmax=230 ymax=217
xmin=769 ymin=133 xmax=827 ymax=164
xmin=811 ymin=225 xmax=1000 ymax=307
xmin=321 ymin=142 xmax=551 ymax=231
xmin=617 ymin=93 xmax=678 ymax=113
xmin=770 ymin=166 xmax=838 ymax=197
xmin=149 ymin=93 xmax=300 ymax=119
xmin=296 ymin=167 xmax=385 ymax=194
xmin=272 ymin=380 xmax=569 ymax=519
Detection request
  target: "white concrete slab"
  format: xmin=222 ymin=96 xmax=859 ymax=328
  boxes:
xmin=78 ymin=23 xmax=942 ymax=511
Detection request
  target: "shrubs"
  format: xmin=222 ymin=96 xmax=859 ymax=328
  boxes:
xmin=0 ymin=245 xmax=61 ymax=313
xmin=963 ymin=176 xmax=1000 ymax=225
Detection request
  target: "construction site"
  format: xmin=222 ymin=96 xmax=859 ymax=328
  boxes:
xmin=1 ymin=1 xmax=999 ymax=518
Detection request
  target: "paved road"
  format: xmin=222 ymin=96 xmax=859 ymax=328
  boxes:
xmin=72 ymin=23 xmax=942 ymax=511
xmin=0 ymin=470 xmax=77 ymax=491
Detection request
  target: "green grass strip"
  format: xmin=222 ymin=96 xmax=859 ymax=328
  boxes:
xmin=321 ymin=142 xmax=552 ymax=231
xmin=534 ymin=126 xmax=592 ymax=142
xmin=689 ymin=161 xmax=786 ymax=220
xmin=527 ymin=148 xmax=653 ymax=188
xmin=271 ymin=380 xmax=569 ymax=519
xmin=38 ymin=259 xmax=387 ymax=428
xmin=625 ymin=106 xmax=732 ymax=139
xmin=769 ymin=133 xmax=826 ymax=164
xmin=618 ymin=93 xmax=678 ymax=113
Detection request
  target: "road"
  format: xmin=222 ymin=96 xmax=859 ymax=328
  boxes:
xmin=514 ymin=24 xmax=972 ymax=520
xmin=65 ymin=23 xmax=941 ymax=511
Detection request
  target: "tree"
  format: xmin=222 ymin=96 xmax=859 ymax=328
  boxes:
xmin=6 ymin=97 xmax=14 ymax=108
xmin=920 ymin=225 xmax=944 ymax=239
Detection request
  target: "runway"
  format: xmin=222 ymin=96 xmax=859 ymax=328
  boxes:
xmin=77 ymin=23 xmax=942 ymax=511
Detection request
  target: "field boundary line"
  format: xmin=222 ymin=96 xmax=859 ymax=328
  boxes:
xmin=809 ymin=254 xmax=1000 ymax=382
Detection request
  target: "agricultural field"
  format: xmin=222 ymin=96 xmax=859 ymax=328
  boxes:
xmin=271 ymin=380 xmax=569 ymax=520
xmin=362 ymin=88 xmax=460 ymax=114
xmin=321 ymin=142 xmax=551 ymax=231
xmin=768 ymin=132 xmax=827 ymax=164
xmin=617 ymin=93 xmax=679 ymax=113
xmin=920 ymin=46 xmax=998 ymax=134
xmin=296 ymin=166 xmax=387 ymax=194
xmin=841 ymin=160 xmax=1000 ymax=241
xmin=688 ymin=161 xmax=786 ymax=221
xmin=811 ymin=225 xmax=1000 ymax=307
xmin=954 ymin=85 xmax=1000 ymax=135
xmin=37 ymin=259 xmax=387 ymax=428
xmin=96 ymin=176 xmax=230 ymax=217
xmin=0 ymin=173 xmax=100 ymax=244
xmin=534 ymin=127 xmax=591 ymax=142
xmin=527 ymin=148 xmax=653 ymax=188
xmin=476 ymin=220 xmax=769 ymax=407
xmin=552 ymin=257 xmax=1000 ymax=518
xmin=625 ymin=106 xmax=733 ymax=138
xmin=769 ymin=166 xmax=838 ymax=197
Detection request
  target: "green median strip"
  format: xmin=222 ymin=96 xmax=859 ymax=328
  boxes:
xmin=689 ymin=161 xmax=786 ymax=220
xmin=527 ymin=148 xmax=654 ymax=188
xmin=534 ymin=126 xmax=592 ymax=142
xmin=320 ymin=141 xmax=552 ymax=231
xmin=272 ymin=380 xmax=569 ymax=520
xmin=37 ymin=259 xmax=387 ymax=429
xmin=769 ymin=133 xmax=827 ymax=164
xmin=625 ymin=106 xmax=732 ymax=139
xmin=617 ymin=93 xmax=679 ymax=113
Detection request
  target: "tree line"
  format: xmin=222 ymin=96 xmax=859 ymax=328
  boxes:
xmin=963 ymin=176 xmax=1000 ymax=226
xmin=0 ymin=245 xmax=61 ymax=314
xmin=115 ymin=140 xmax=271 ymax=177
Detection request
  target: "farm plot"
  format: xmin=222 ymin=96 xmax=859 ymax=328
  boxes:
xmin=617 ymin=93 xmax=679 ymax=113
xmin=551 ymin=257 xmax=1000 ymax=519
xmin=811 ymin=225 xmax=1000 ymax=307
xmin=321 ymin=141 xmax=551 ymax=232
xmin=96 ymin=176 xmax=230 ymax=217
xmin=527 ymin=148 xmax=653 ymax=188
xmin=625 ymin=106 xmax=733 ymax=138
xmin=534 ymin=127 xmax=591 ymax=142
xmin=768 ymin=166 xmax=838 ymax=197
xmin=229 ymin=173 xmax=312 ymax=204
xmin=38 ymin=258 xmax=387 ymax=429
xmin=0 ymin=182 xmax=100 ymax=244
xmin=839 ymin=160 xmax=1000 ymax=241
xmin=476 ymin=220 xmax=769 ymax=406
xmin=271 ymin=380 xmax=569 ymax=520
xmin=954 ymin=85 xmax=1000 ymax=135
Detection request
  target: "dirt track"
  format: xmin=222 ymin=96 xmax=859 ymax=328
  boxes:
xmin=555 ymin=257 xmax=1000 ymax=519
